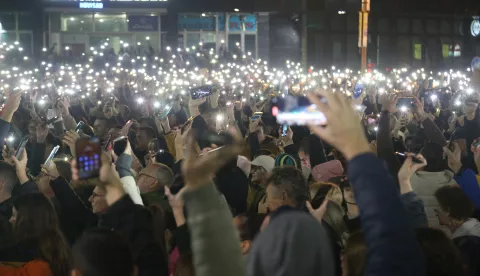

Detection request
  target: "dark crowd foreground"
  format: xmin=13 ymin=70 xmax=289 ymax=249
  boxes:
xmin=0 ymin=76 xmax=480 ymax=276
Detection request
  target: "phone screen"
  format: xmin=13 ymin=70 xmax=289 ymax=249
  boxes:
xmin=190 ymin=85 xmax=213 ymax=100
xmin=45 ymin=145 xmax=60 ymax=166
xmin=272 ymin=95 xmax=327 ymax=125
xmin=15 ymin=136 xmax=29 ymax=160
xmin=75 ymin=137 xmax=102 ymax=180
xmin=251 ymin=112 xmax=263 ymax=121
xmin=75 ymin=121 xmax=86 ymax=133
xmin=281 ymin=124 xmax=288 ymax=137
xmin=396 ymin=97 xmax=415 ymax=110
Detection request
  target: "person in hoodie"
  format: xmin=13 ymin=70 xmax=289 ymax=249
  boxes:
xmin=435 ymin=185 xmax=480 ymax=276
xmin=410 ymin=142 xmax=457 ymax=229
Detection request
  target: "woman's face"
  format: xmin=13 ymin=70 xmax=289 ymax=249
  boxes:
xmin=251 ymin=166 xmax=267 ymax=183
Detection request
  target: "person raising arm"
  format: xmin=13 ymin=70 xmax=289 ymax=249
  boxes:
xmin=307 ymin=89 xmax=425 ymax=276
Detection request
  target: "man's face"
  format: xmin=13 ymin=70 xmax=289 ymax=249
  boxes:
xmin=93 ymin=119 xmax=108 ymax=139
xmin=137 ymin=166 xmax=159 ymax=194
xmin=265 ymin=184 xmax=285 ymax=213
xmin=136 ymin=130 xmax=151 ymax=151
xmin=89 ymin=186 xmax=108 ymax=214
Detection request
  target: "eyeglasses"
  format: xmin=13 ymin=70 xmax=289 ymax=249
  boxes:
xmin=91 ymin=192 xmax=106 ymax=199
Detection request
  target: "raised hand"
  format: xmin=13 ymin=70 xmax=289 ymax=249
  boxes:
xmin=398 ymin=153 xmax=427 ymax=194
xmin=182 ymin=128 xmax=245 ymax=189
xmin=1 ymin=91 xmax=21 ymax=122
xmin=306 ymin=199 xmax=329 ymax=223
xmin=443 ymin=142 xmax=462 ymax=174
xmin=307 ymin=89 xmax=371 ymax=160
xmin=62 ymin=130 xmax=80 ymax=157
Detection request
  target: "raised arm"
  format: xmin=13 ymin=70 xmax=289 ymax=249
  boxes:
xmin=181 ymin=129 xmax=246 ymax=276
xmin=307 ymin=89 xmax=425 ymax=276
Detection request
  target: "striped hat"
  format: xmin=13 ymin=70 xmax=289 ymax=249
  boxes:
xmin=274 ymin=153 xmax=298 ymax=168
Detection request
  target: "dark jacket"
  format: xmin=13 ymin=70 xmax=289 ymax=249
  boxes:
xmin=102 ymin=195 xmax=168 ymax=276
xmin=348 ymin=153 xmax=425 ymax=276
xmin=452 ymin=218 xmax=480 ymax=276
xmin=247 ymin=206 xmax=335 ymax=276
xmin=400 ymin=192 xmax=428 ymax=228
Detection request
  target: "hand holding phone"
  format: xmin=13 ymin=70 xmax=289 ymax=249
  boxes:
xmin=75 ymin=121 xmax=86 ymax=133
xmin=75 ymin=137 xmax=102 ymax=180
xmin=119 ymin=120 xmax=134 ymax=137
xmin=15 ymin=136 xmax=29 ymax=160
xmin=113 ymin=136 xmax=129 ymax=157
xmin=281 ymin=124 xmax=289 ymax=137
xmin=44 ymin=145 xmax=60 ymax=166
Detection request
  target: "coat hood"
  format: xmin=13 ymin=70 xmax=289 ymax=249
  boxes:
xmin=453 ymin=218 xmax=480 ymax=239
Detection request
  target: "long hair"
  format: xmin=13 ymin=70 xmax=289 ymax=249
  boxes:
xmin=13 ymin=193 xmax=71 ymax=276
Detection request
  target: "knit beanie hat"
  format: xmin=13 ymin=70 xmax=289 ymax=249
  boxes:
xmin=274 ymin=153 xmax=298 ymax=168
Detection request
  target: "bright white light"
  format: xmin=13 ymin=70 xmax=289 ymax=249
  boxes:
xmin=338 ymin=10 xmax=346 ymax=15
xmin=38 ymin=99 xmax=46 ymax=106
xmin=400 ymin=106 xmax=408 ymax=112
xmin=216 ymin=114 xmax=224 ymax=122
xmin=455 ymin=100 xmax=461 ymax=106
xmin=430 ymin=94 xmax=437 ymax=101
xmin=6 ymin=135 xmax=15 ymax=143
xmin=374 ymin=126 xmax=378 ymax=132
xmin=137 ymin=97 xmax=144 ymax=104
xmin=153 ymin=102 xmax=160 ymax=108
xmin=234 ymin=8 xmax=240 ymax=12
xmin=467 ymin=88 xmax=474 ymax=94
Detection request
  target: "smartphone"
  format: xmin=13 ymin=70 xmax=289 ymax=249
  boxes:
xmin=396 ymin=97 xmax=415 ymax=110
xmin=271 ymin=95 xmax=327 ymax=126
xmin=75 ymin=137 xmax=102 ymax=180
xmin=195 ymin=131 xmax=234 ymax=147
xmin=353 ymin=83 xmax=365 ymax=99
xmin=251 ymin=112 xmax=263 ymax=121
xmin=157 ymin=105 xmax=173 ymax=120
xmin=113 ymin=136 xmax=128 ymax=156
xmin=103 ymin=133 xmax=113 ymax=151
xmin=47 ymin=109 xmax=57 ymax=121
xmin=281 ymin=124 xmax=288 ymax=137
xmin=395 ymin=152 xmax=423 ymax=164
xmin=15 ymin=136 xmax=29 ymax=160
xmin=44 ymin=145 xmax=60 ymax=166
xmin=190 ymin=85 xmax=213 ymax=100
xmin=75 ymin=121 xmax=86 ymax=133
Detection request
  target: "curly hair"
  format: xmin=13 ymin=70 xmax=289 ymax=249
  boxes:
xmin=266 ymin=166 xmax=310 ymax=208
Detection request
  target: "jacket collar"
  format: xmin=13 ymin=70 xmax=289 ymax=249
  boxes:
xmin=453 ymin=218 xmax=480 ymax=239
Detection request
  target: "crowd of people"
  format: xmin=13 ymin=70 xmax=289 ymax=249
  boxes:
xmin=0 ymin=40 xmax=479 ymax=276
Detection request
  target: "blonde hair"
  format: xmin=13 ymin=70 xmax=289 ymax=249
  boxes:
xmin=309 ymin=182 xmax=343 ymax=206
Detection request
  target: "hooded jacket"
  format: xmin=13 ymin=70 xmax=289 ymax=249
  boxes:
xmin=247 ymin=207 xmax=335 ymax=276
xmin=452 ymin=218 xmax=480 ymax=276
xmin=410 ymin=170 xmax=457 ymax=228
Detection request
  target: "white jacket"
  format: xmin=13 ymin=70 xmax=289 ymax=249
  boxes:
xmin=411 ymin=170 xmax=457 ymax=229
xmin=121 ymin=176 xmax=144 ymax=206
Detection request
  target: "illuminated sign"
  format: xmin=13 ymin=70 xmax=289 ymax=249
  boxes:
xmin=472 ymin=19 xmax=480 ymax=37
xmin=79 ymin=2 xmax=104 ymax=8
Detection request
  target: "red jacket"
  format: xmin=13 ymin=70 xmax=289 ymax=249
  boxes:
xmin=0 ymin=260 xmax=53 ymax=276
